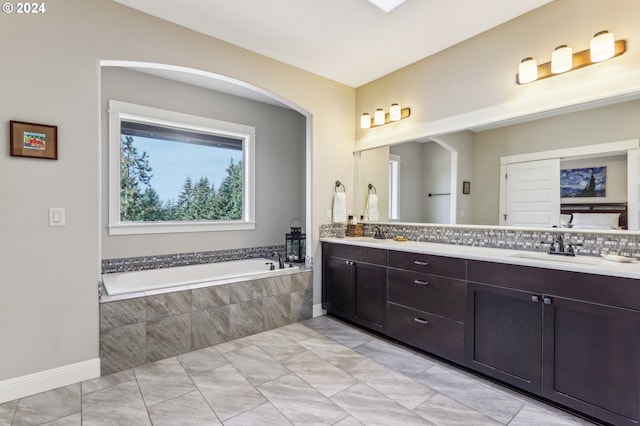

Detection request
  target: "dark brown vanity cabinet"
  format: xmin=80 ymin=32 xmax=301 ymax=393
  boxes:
xmin=465 ymin=281 xmax=542 ymax=394
xmin=467 ymin=260 xmax=640 ymax=426
xmin=387 ymin=251 xmax=466 ymax=364
xmin=322 ymin=242 xmax=387 ymax=331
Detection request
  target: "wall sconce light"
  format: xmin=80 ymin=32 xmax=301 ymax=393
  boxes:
xmin=551 ymin=45 xmax=573 ymax=74
xmin=360 ymin=104 xmax=411 ymax=129
xmin=374 ymin=108 xmax=385 ymax=126
xmin=516 ymin=30 xmax=625 ymax=84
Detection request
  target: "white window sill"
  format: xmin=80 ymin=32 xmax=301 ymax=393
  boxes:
xmin=108 ymin=221 xmax=257 ymax=235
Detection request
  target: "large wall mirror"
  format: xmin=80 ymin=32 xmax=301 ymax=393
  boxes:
xmin=356 ymin=95 xmax=640 ymax=231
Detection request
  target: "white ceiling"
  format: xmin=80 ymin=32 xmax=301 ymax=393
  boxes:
xmin=113 ymin=0 xmax=552 ymax=88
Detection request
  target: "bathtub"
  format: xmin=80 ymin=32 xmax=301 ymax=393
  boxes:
xmin=101 ymin=258 xmax=300 ymax=297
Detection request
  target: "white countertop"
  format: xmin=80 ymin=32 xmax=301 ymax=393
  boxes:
xmin=321 ymin=237 xmax=640 ymax=280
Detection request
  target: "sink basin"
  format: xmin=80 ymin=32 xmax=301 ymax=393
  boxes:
xmin=509 ymin=252 xmax=600 ymax=265
xmin=347 ymin=237 xmax=387 ymax=243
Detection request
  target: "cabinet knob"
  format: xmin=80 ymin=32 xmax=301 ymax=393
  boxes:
xmin=413 ymin=317 xmax=429 ymax=325
xmin=345 ymin=260 xmax=355 ymax=266
xmin=413 ymin=260 xmax=429 ymax=266
xmin=531 ymin=295 xmax=540 ymax=302
xmin=414 ymin=280 xmax=429 ymax=286
xmin=543 ymin=297 xmax=552 ymax=305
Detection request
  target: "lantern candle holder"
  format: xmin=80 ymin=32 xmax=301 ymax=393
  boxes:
xmin=286 ymin=218 xmax=306 ymax=263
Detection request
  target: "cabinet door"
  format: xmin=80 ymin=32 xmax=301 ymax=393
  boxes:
xmin=323 ymin=256 xmax=354 ymax=320
xmin=354 ymin=261 xmax=387 ymax=331
xmin=466 ymin=282 xmax=542 ymax=394
xmin=543 ymin=296 xmax=640 ymax=425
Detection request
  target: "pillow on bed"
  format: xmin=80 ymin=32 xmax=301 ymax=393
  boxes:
xmin=560 ymin=214 xmax=572 ymax=228
xmin=570 ymin=213 xmax=621 ymax=229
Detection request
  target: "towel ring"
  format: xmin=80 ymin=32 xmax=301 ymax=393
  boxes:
xmin=335 ymin=181 xmax=346 ymax=192
xmin=368 ymin=184 xmax=377 ymax=194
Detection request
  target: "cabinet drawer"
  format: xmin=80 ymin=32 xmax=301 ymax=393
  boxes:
xmin=322 ymin=242 xmax=386 ymax=265
xmin=387 ymin=302 xmax=464 ymax=363
xmin=388 ymin=250 xmax=465 ymax=279
xmin=388 ymin=268 xmax=465 ymax=322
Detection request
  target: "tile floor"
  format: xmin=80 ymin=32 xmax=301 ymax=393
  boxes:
xmin=0 ymin=316 xmax=598 ymax=425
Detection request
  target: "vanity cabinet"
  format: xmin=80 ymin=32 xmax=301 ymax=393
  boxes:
xmin=467 ymin=260 xmax=640 ymax=426
xmin=386 ymin=251 xmax=466 ymax=363
xmin=465 ymin=281 xmax=542 ymax=393
xmin=321 ymin=242 xmax=387 ymax=331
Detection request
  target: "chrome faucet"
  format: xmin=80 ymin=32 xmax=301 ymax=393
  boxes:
xmin=272 ymin=251 xmax=285 ymax=269
xmin=542 ymin=234 xmax=583 ymax=256
xmin=552 ymin=234 xmax=565 ymax=254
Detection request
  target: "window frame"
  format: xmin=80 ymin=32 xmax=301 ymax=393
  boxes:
xmin=389 ymin=154 xmax=401 ymax=220
xmin=108 ymin=100 xmax=256 ymax=235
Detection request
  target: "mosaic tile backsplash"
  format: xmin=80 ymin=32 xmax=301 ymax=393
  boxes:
xmin=320 ymin=223 xmax=640 ymax=259
xmin=102 ymin=245 xmax=285 ymax=274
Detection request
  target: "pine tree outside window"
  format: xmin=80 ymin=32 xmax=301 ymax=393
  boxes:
xmin=108 ymin=100 xmax=256 ymax=235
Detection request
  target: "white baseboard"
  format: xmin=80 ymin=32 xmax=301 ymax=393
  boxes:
xmin=0 ymin=358 xmax=100 ymax=404
xmin=313 ymin=303 xmax=326 ymax=317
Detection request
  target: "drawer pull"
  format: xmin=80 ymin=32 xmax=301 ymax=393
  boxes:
xmin=413 ymin=260 xmax=429 ymax=266
xmin=414 ymin=280 xmax=429 ymax=286
xmin=413 ymin=317 xmax=429 ymax=325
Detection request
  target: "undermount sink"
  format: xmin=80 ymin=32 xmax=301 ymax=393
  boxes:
xmin=509 ymin=252 xmax=601 ymax=265
xmin=347 ymin=236 xmax=386 ymax=243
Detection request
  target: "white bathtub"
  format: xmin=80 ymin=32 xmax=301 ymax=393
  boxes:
xmin=101 ymin=258 xmax=300 ymax=297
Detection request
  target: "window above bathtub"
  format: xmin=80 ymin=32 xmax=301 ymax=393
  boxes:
xmin=108 ymin=100 xmax=256 ymax=235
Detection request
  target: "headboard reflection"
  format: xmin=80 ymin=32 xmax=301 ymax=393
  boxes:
xmin=560 ymin=202 xmax=628 ymax=230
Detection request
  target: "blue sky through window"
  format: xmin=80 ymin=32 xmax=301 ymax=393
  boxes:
xmin=132 ymin=136 xmax=243 ymax=202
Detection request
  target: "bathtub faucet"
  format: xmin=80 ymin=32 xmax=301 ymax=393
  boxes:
xmin=272 ymin=251 xmax=285 ymax=269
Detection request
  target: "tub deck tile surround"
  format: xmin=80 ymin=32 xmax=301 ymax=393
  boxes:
xmin=101 ymin=245 xmax=285 ymax=274
xmin=146 ymin=313 xmax=192 ymax=363
xmin=99 ymin=270 xmax=312 ymax=375
xmin=191 ymin=306 xmax=231 ymax=350
xmin=191 ymin=285 xmax=230 ymax=311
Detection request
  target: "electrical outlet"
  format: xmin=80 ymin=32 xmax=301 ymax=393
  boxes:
xmin=325 ymin=209 xmax=332 ymax=221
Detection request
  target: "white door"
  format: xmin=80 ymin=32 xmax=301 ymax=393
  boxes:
xmin=627 ymin=148 xmax=640 ymax=230
xmin=500 ymin=159 xmax=560 ymax=227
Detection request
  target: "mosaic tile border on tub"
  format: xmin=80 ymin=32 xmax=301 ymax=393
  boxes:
xmin=102 ymin=245 xmax=286 ymax=274
xmin=319 ymin=223 xmax=640 ymax=258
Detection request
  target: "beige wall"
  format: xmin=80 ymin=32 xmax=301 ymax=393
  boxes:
xmin=0 ymin=0 xmax=353 ymax=386
xmin=355 ymin=0 xmax=640 ymax=151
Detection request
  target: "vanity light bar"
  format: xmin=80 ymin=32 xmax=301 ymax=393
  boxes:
xmin=517 ymin=31 xmax=626 ymax=85
xmin=360 ymin=106 xmax=411 ymax=129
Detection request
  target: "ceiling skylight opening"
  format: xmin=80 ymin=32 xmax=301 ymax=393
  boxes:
xmin=365 ymin=0 xmax=408 ymax=13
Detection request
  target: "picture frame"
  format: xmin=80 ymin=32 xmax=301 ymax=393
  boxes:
xmin=10 ymin=120 xmax=58 ymax=160
xmin=462 ymin=181 xmax=471 ymax=194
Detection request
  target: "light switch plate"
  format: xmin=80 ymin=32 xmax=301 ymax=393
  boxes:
xmin=49 ymin=208 xmax=65 ymax=227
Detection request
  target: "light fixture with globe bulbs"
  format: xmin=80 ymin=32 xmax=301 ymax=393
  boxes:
xmin=517 ymin=30 xmax=625 ymax=85
xmin=360 ymin=103 xmax=411 ymax=129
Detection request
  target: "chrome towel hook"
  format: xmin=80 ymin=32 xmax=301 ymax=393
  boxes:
xmin=335 ymin=181 xmax=346 ymax=192
xmin=368 ymin=183 xmax=377 ymax=194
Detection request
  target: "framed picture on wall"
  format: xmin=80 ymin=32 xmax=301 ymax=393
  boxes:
xmin=560 ymin=166 xmax=606 ymax=198
xmin=10 ymin=120 xmax=58 ymax=160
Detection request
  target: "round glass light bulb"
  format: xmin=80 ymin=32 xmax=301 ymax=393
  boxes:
xmin=551 ymin=45 xmax=573 ymax=74
xmin=374 ymin=108 xmax=385 ymax=126
xmin=590 ymin=30 xmax=615 ymax=62
xmin=360 ymin=113 xmax=371 ymax=129
xmin=518 ymin=57 xmax=538 ymax=84
xmin=390 ymin=103 xmax=401 ymax=121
